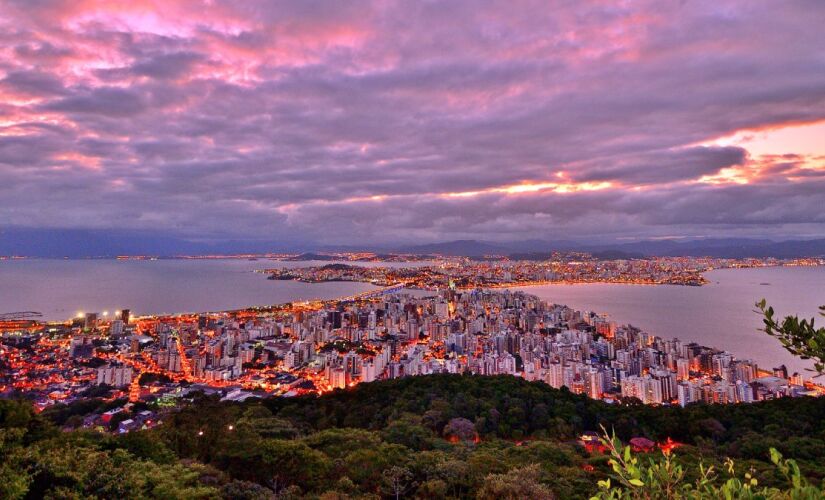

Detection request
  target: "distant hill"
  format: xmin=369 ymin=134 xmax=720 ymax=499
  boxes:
xmin=602 ymin=238 xmax=825 ymax=259
xmin=508 ymin=249 xmax=645 ymax=261
xmin=3 ymin=227 xmax=824 ymax=259
xmin=0 ymin=228 xmax=306 ymax=258
xmin=399 ymin=238 xmax=825 ymax=259
xmin=284 ymin=253 xmax=344 ymax=261
xmin=398 ymin=239 xmax=511 ymax=256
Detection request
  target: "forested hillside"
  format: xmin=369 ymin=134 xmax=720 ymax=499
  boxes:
xmin=3 ymin=374 xmax=825 ymax=499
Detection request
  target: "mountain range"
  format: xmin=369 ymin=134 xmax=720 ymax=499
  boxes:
xmin=395 ymin=238 xmax=825 ymax=259
xmin=2 ymin=228 xmax=825 ymax=259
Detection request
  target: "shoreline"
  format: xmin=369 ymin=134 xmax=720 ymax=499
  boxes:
xmin=6 ymin=268 xmax=825 ymax=407
xmin=3 ymin=261 xmax=822 ymax=325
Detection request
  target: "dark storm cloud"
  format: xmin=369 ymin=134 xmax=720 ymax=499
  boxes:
xmin=570 ymin=147 xmax=748 ymax=185
xmin=130 ymin=52 xmax=204 ymax=80
xmin=1 ymin=69 xmax=66 ymax=96
xmin=42 ymin=87 xmax=148 ymax=117
xmin=0 ymin=0 xmax=823 ymax=244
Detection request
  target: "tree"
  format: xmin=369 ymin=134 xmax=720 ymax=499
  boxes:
xmin=476 ymin=464 xmax=554 ymax=500
xmin=382 ymin=414 xmax=435 ymax=450
xmin=342 ymin=443 xmax=409 ymax=492
xmin=260 ymin=439 xmax=331 ymax=493
xmin=0 ymin=429 xmax=30 ymax=500
xmin=381 ymin=465 xmax=414 ymax=500
xmin=220 ymin=480 xmax=274 ymax=499
xmin=415 ymin=478 xmax=447 ymax=498
xmin=235 ymin=406 xmax=299 ymax=440
xmin=435 ymin=459 xmax=475 ymax=498
xmin=137 ymin=460 xmax=222 ymax=499
xmin=302 ymin=427 xmax=381 ymax=459
xmin=443 ymin=417 xmax=477 ymax=442
xmin=757 ymin=300 xmax=825 ymax=374
xmin=116 ymin=429 xmax=177 ymax=464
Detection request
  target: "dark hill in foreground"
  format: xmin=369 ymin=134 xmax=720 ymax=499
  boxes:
xmin=4 ymin=374 xmax=825 ymax=499
xmin=265 ymin=374 xmax=825 ymax=453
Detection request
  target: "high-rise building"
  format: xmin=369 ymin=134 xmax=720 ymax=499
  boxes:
xmin=84 ymin=312 xmax=98 ymax=330
xmin=676 ymin=358 xmax=690 ymax=380
xmin=110 ymin=320 xmax=125 ymax=337
xmin=97 ymin=364 xmax=133 ymax=387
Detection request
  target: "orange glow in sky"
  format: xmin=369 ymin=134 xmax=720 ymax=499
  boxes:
xmin=706 ymin=121 xmax=825 ymax=158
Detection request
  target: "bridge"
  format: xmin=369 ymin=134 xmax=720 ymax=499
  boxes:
xmin=358 ymin=283 xmax=407 ymax=298
xmin=0 ymin=311 xmax=43 ymax=320
xmin=339 ymin=283 xmax=408 ymax=302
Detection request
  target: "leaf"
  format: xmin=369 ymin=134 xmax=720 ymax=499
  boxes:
xmin=769 ymin=448 xmax=782 ymax=465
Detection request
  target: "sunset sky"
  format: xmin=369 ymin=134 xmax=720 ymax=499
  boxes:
xmin=1 ymin=0 xmax=824 ymax=246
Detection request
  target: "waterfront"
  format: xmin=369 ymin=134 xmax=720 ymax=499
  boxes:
xmin=514 ymin=266 xmax=825 ymax=375
xmin=1 ymin=259 xmax=822 ymax=375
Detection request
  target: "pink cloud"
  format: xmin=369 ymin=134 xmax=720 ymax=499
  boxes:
xmin=0 ymin=0 xmax=823 ymax=243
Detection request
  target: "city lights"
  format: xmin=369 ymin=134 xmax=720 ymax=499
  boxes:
xmin=3 ymin=256 xmax=822 ymax=426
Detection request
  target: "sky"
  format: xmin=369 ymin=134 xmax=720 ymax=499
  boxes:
xmin=1 ymin=0 xmax=824 ymax=247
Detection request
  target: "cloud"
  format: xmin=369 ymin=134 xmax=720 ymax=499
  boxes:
xmin=570 ymin=146 xmax=748 ymax=185
xmin=1 ymin=69 xmax=67 ymax=97
xmin=0 ymin=0 xmax=823 ymax=245
xmin=42 ymin=87 xmax=148 ymax=116
xmin=130 ymin=51 xmax=203 ymax=79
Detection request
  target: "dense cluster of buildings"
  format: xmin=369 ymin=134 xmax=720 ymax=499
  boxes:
xmin=264 ymin=256 xmax=820 ymax=289
xmin=3 ymin=286 xmax=821 ymax=417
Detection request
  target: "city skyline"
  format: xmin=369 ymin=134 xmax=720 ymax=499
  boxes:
xmin=3 ymin=3 xmax=825 ymax=497
xmin=7 ymin=286 xmax=817 ymax=410
xmin=1 ymin=1 xmax=824 ymax=249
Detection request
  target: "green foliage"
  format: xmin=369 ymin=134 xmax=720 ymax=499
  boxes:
xmin=342 ymin=442 xmax=410 ymax=492
xmin=3 ymin=374 xmax=825 ymax=498
xmin=593 ymin=428 xmax=825 ymax=499
xmin=114 ymin=428 xmax=177 ymax=464
xmin=415 ymin=478 xmax=448 ymax=498
xmin=302 ymin=427 xmax=381 ymax=458
xmin=260 ymin=439 xmax=331 ymax=492
xmin=380 ymin=465 xmax=415 ymax=499
xmin=758 ymin=299 xmax=825 ymax=374
xmin=0 ymin=428 xmax=31 ymax=500
xmin=476 ymin=464 xmax=554 ymax=499
xmin=23 ymin=443 xmax=220 ymax=499
xmin=40 ymin=397 xmax=128 ymax=427
xmin=381 ymin=413 xmax=437 ymax=450
xmin=261 ymin=374 xmax=825 ymax=461
xmin=0 ymin=398 xmax=57 ymax=443
xmin=220 ymin=480 xmax=274 ymax=499
xmin=265 ymin=374 xmax=604 ymax=439
xmin=235 ymin=406 xmax=299 ymax=440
